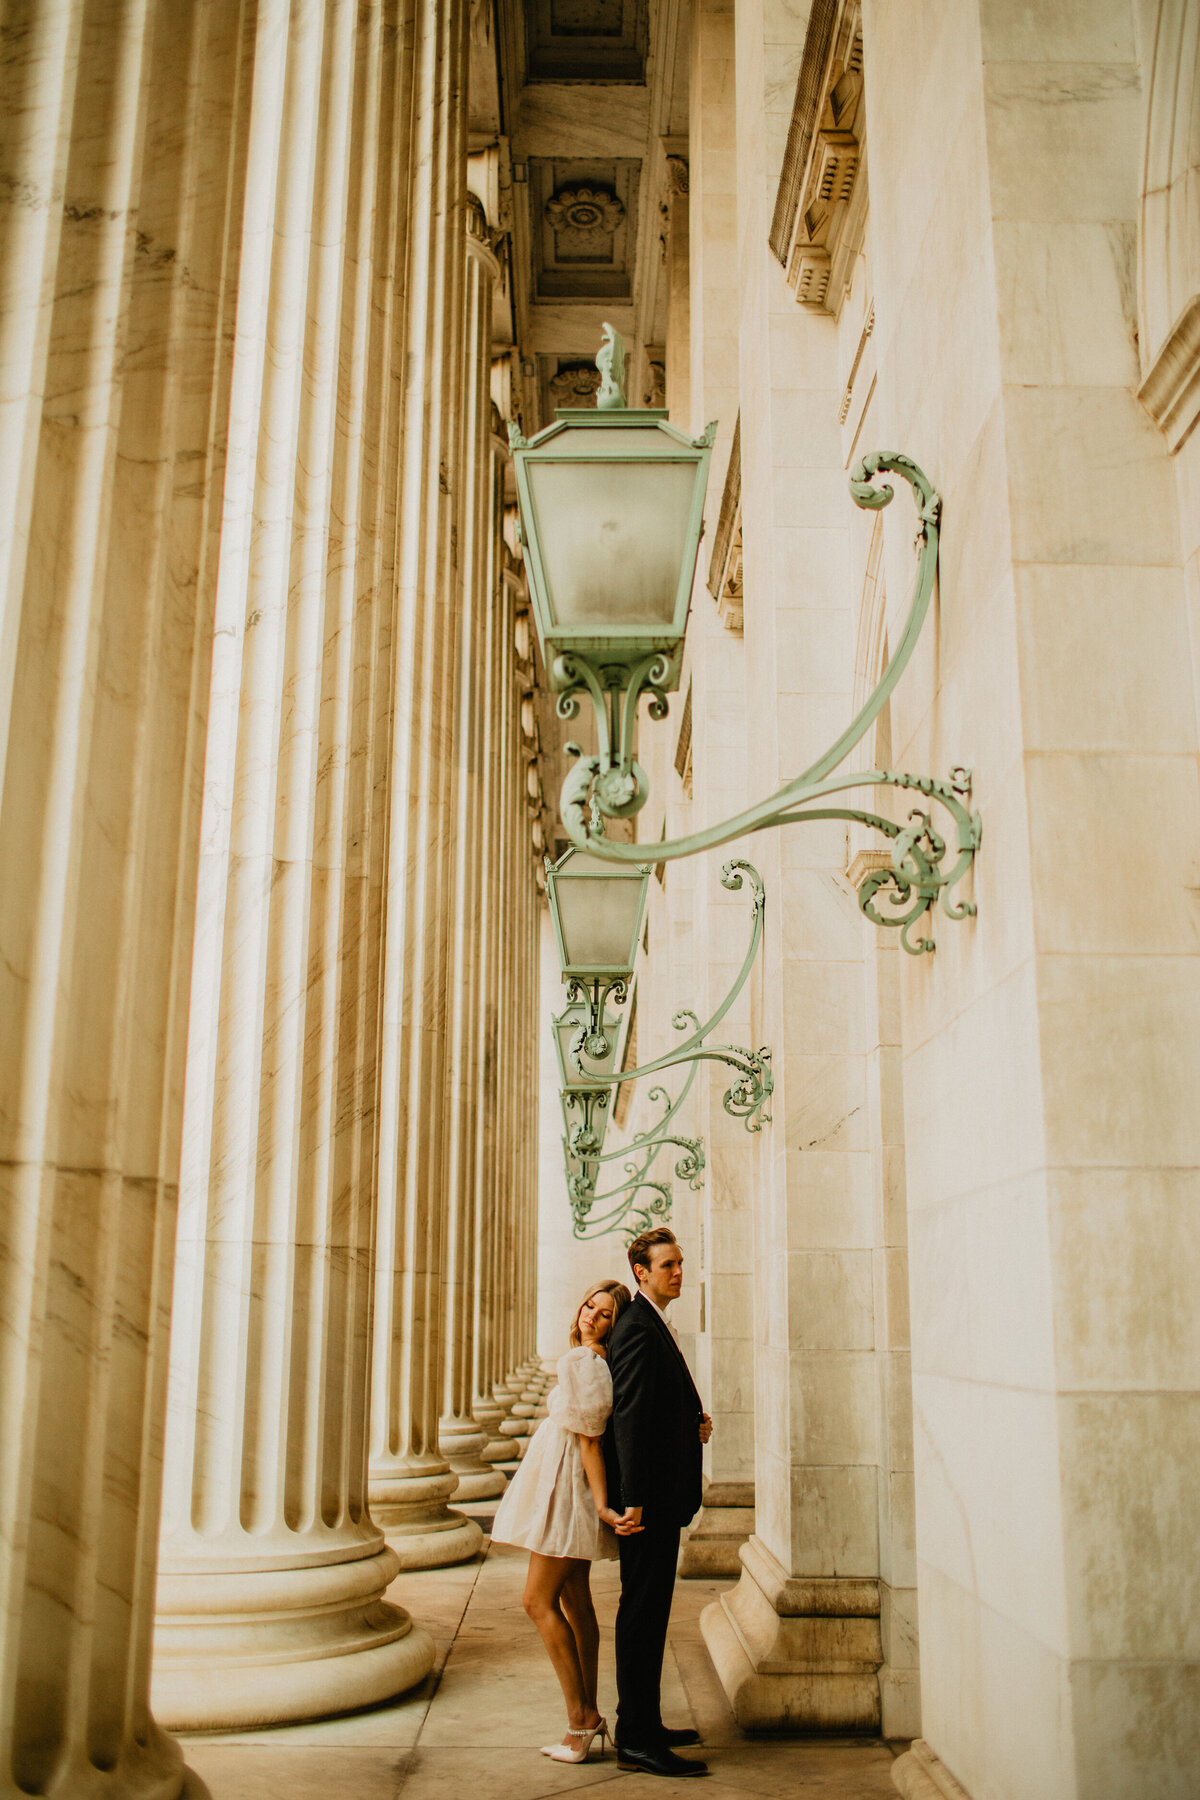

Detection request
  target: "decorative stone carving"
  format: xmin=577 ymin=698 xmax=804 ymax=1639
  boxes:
xmin=771 ymin=4 xmax=866 ymax=316
xmin=549 ymin=364 xmax=602 ymax=407
xmin=664 ymin=154 xmax=690 ymax=196
xmin=545 ymin=185 xmax=624 ymax=234
xmin=644 ymin=356 xmax=667 ymax=407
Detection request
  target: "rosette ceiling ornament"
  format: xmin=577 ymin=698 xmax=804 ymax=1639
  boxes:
xmin=545 ymin=184 xmax=625 ymax=235
xmin=509 ymin=326 xmax=983 ymax=955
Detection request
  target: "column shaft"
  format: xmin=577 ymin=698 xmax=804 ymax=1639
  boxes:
xmin=438 ymin=212 xmax=505 ymax=1501
xmin=0 ymin=0 xmax=249 ymax=1790
xmin=152 ymin=0 xmax=434 ymax=1730
xmin=367 ymin=0 xmax=482 ymax=1569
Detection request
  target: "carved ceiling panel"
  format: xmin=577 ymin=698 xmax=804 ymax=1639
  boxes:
xmin=524 ymin=0 xmax=647 ymax=82
xmin=530 ymin=157 xmax=640 ymax=300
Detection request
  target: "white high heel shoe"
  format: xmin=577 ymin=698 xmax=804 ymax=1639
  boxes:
xmin=539 ymin=1718 xmax=608 ymax=1763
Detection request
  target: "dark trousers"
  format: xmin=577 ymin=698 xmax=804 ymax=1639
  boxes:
xmin=614 ymin=1515 xmax=680 ymax=1749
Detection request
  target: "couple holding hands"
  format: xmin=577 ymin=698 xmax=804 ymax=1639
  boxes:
xmin=490 ymin=1226 xmax=711 ymax=1779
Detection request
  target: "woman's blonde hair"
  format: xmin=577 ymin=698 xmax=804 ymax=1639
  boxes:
xmin=569 ymin=1278 xmax=631 ymax=1347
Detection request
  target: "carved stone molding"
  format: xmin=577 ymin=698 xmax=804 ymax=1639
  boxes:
xmin=707 ymin=414 xmax=744 ymax=632
xmin=839 ymin=300 xmax=874 ymax=423
xmin=664 ymin=153 xmax=689 ymax=196
xmin=891 ymin=1741 xmax=975 ymax=1800
xmin=700 ymin=1536 xmax=881 ymax=1730
xmin=1138 ymin=291 xmax=1200 ymax=451
xmin=771 ymin=1 xmax=866 ymax=317
xmin=846 ymin=847 xmax=892 ymax=891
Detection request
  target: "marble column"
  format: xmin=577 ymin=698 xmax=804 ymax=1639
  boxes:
xmin=664 ymin=154 xmax=692 ymax=422
xmin=438 ymin=203 xmax=505 ymax=1504
xmin=0 ymin=0 xmax=265 ymax=1790
xmin=470 ymin=493 xmax=519 ymax=1466
xmin=152 ymin=0 xmax=434 ymax=1730
xmin=367 ymin=0 xmax=481 ymax=1571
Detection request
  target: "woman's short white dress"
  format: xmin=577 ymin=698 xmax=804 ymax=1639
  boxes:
xmin=490 ymin=1346 xmax=617 ymax=1561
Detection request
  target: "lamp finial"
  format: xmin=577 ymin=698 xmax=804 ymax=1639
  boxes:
xmin=595 ymin=323 xmax=627 ymax=410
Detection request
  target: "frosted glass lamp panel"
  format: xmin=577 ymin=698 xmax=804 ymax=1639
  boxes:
xmin=554 ymin=854 xmax=645 ymax=971
xmin=528 ymin=456 xmax=697 ymax=628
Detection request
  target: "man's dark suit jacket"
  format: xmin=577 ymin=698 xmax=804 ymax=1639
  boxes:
xmin=604 ymin=1294 xmax=703 ymax=1527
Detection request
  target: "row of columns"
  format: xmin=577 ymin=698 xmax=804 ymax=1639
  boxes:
xmin=0 ymin=0 xmax=540 ymax=1787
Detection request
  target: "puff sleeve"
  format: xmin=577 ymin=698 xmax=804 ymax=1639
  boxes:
xmin=555 ymin=1348 xmax=613 ymax=1437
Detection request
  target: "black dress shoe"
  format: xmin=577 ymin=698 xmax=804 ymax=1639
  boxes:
xmin=662 ymin=1728 xmax=702 ymax=1747
xmin=616 ymin=1744 xmax=709 ymax=1777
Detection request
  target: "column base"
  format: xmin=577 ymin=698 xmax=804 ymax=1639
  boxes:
xmin=371 ymin=1463 xmax=483 ymax=1569
xmin=152 ymin=1544 xmax=434 ymax=1731
xmin=892 ymin=1742 xmax=973 ymax=1800
xmin=679 ymin=1479 xmax=755 ymax=1577
xmin=699 ymin=1536 xmax=881 ymax=1731
xmin=99 ymin=1721 xmax=209 ymax=1800
xmin=473 ymin=1394 xmax=512 ymax=1463
xmin=440 ymin=1415 xmax=505 ymax=1501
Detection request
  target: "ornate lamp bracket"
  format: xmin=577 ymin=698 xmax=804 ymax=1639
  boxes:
xmin=559 ymin=861 xmax=773 ymax=1242
xmin=555 ymin=453 xmax=982 ymax=954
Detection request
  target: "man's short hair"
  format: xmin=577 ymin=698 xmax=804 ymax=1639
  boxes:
xmin=627 ymin=1226 xmax=678 ymax=1281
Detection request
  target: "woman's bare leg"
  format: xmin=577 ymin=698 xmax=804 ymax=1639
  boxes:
xmin=560 ymin=1562 xmax=601 ymax=1720
xmin=523 ymin=1552 xmax=601 ymax=1742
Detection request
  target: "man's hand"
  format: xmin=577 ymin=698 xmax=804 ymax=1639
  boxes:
xmin=698 ymin=1413 xmax=713 ymax=1444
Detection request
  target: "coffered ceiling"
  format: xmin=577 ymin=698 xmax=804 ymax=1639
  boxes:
xmin=472 ymin=0 xmax=690 ymax=434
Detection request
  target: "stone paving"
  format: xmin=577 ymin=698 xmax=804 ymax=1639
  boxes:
xmin=181 ymin=1512 xmax=904 ymax=1800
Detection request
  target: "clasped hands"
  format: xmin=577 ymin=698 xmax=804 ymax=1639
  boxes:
xmin=600 ymin=1504 xmax=643 ymax=1535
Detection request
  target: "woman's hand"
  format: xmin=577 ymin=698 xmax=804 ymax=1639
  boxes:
xmin=599 ymin=1505 xmax=643 ymax=1535
xmin=698 ymin=1412 xmax=713 ymax=1444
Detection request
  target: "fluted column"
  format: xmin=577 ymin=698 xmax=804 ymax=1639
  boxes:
xmin=471 ymin=502 xmax=521 ymax=1463
xmin=151 ymin=0 xmax=434 ymax=1731
xmin=367 ymin=0 xmax=481 ymax=1570
xmin=437 ymin=204 xmax=505 ymax=1502
xmin=0 ymin=0 xmax=258 ymax=1791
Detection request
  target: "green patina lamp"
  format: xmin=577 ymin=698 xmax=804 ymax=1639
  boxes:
xmin=509 ymin=325 xmax=714 ymax=701
xmin=511 ymin=325 xmax=982 ymax=956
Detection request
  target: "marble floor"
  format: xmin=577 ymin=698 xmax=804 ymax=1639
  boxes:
xmin=180 ymin=1507 xmax=904 ymax=1800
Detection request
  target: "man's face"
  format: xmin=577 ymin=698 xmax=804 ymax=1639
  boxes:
xmin=638 ymin=1241 xmax=684 ymax=1307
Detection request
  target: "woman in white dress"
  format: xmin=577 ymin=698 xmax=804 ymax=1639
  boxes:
xmin=490 ymin=1277 xmax=640 ymax=1764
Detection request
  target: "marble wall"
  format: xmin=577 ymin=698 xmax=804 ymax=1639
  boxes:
xmin=863 ymin=2 xmax=1200 ymax=1795
xmin=610 ymin=0 xmax=1200 ymax=1790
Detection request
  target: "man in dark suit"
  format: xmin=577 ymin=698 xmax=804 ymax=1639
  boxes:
xmin=604 ymin=1226 xmax=712 ymax=1778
